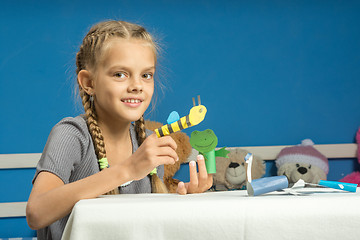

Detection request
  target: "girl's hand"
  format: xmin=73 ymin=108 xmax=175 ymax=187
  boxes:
xmin=176 ymin=155 xmax=213 ymax=195
xmin=126 ymin=133 xmax=178 ymax=181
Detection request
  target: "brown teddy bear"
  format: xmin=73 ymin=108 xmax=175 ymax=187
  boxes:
xmin=276 ymin=139 xmax=328 ymax=185
xmin=145 ymin=120 xmax=192 ymax=193
xmin=213 ymin=148 xmax=265 ymax=191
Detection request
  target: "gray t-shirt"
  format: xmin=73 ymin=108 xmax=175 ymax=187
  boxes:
xmin=33 ymin=115 xmax=164 ymax=240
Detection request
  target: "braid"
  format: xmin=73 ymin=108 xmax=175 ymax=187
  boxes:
xmin=150 ymin=174 xmax=169 ymax=193
xmin=135 ymin=116 xmax=147 ymax=145
xmin=80 ymin=88 xmax=106 ymax=160
xmin=135 ymin=116 xmax=168 ymax=193
xmin=80 ymin=87 xmax=118 ymax=195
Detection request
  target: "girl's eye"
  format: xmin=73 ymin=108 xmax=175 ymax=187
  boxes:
xmin=114 ymin=72 xmax=127 ymax=79
xmin=142 ymin=73 xmax=153 ymax=80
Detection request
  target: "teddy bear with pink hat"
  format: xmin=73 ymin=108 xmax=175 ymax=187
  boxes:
xmin=276 ymin=139 xmax=328 ymax=184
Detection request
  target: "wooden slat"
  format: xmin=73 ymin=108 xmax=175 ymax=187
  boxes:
xmin=0 ymin=201 xmax=27 ymax=218
xmin=234 ymin=143 xmax=358 ymax=160
xmin=313 ymin=144 xmax=357 ymax=159
xmin=185 ymin=143 xmax=358 ymax=162
xmin=0 ymin=153 xmax=41 ymax=169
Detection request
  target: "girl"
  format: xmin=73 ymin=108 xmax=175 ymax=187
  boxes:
xmin=26 ymin=20 xmax=213 ymax=239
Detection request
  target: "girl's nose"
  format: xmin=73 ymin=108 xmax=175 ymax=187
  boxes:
xmin=128 ymin=77 xmax=143 ymax=93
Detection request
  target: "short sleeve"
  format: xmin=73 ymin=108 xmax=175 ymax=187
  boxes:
xmin=33 ymin=117 xmax=91 ymax=184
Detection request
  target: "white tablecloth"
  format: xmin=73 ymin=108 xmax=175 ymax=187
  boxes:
xmin=62 ymin=188 xmax=360 ymax=240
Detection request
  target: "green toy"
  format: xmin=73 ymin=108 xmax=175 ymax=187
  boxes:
xmin=189 ymin=129 xmax=230 ymax=174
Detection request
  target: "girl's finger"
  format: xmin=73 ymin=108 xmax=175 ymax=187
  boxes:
xmin=157 ymin=135 xmax=177 ymax=150
xmin=157 ymin=147 xmax=178 ymax=162
xmin=157 ymin=156 xmax=177 ymax=165
xmin=188 ymin=161 xmax=198 ymax=192
xmin=177 ymin=181 xmax=187 ymax=195
xmin=146 ymin=134 xmax=177 ymax=151
xmin=196 ymin=155 xmax=208 ymax=185
xmin=207 ymin=174 xmax=214 ymax=189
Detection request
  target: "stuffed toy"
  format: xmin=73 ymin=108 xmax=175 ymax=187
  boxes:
xmin=213 ymin=148 xmax=265 ymax=191
xmin=145 ymin=120 xmax=192 ymax=193
xmin=339 ymin=127 xmax=360 ymax=186
xmin=276 ymin=139 xmax=328 ymax=185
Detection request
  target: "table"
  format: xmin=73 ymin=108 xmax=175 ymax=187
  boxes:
xmin=62 ymin=188 xmax=360 ymax=240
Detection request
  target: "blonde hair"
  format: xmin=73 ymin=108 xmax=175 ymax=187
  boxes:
xmin=76 ymin=20 xmax=168 ymax=194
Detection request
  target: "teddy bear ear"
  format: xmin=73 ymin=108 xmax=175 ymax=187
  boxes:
xmin=250 ymin=155 xmax=265 ymax=178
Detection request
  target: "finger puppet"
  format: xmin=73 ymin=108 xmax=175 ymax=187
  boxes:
xmin=145 ymin=120 xmax=192 ymax=193
xmin=189 ymin=129 xmax=230 ymax=174
xmin=339 ymin=127 xmax=360 ymax=186
xmin=213 ymin=148 xmax=265 ymax=191
xmin=154 ymin=96 xmax=207 ymax=137
xmin=275 ymin=139 xmax=328 ymax=185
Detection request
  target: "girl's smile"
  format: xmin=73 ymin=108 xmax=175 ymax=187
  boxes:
xmin=121 ymin=97 xmax=144 ymax=108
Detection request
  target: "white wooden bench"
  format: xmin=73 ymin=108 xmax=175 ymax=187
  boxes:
xmin=0 ymin=153 xmax=40 ymax=218
xmin=0 ymin=143 xmax=357 ymax=218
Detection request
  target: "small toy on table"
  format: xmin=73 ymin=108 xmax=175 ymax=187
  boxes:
xmin=213 ymin=148 xmax=265 ymax=191
xmin=245 ymin=153 xmax=289 ymax=196
xmin=189 ymin=129 xmax=229 ymax=174
xmin=292 ymin=179 xmax=357 ymax=192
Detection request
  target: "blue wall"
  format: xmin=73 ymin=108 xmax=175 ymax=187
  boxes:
xmin=1 ymin=0 xmax=360 ymax=237
xmin=1 ymin=0 xmax=360 ymax=154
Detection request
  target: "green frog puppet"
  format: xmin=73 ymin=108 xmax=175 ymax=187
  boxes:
xmin=189 ymin=129 xmax=229 ymax=174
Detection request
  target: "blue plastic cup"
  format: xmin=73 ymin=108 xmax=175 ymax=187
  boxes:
xmin=247 ymin=175 xmax=289 ymax=196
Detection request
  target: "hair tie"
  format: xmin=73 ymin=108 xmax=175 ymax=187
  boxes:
xmin=150 ymin=168 xmax=157 ymax=175
xmin=98 ymin=158 xmax=109 ymax=170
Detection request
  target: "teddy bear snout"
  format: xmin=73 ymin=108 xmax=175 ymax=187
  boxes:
xmin=229 ymin=162 xmax=240 ymax=168
xmin=297 ymin=166 xmax=308 ymax=174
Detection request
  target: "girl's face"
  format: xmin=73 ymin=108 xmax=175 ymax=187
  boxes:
xmin=92 ymin=38 xmax=155 ymax=123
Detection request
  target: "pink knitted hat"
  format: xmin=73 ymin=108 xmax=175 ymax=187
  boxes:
xmin=276 ymin=139 xmax=329 ymax=174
